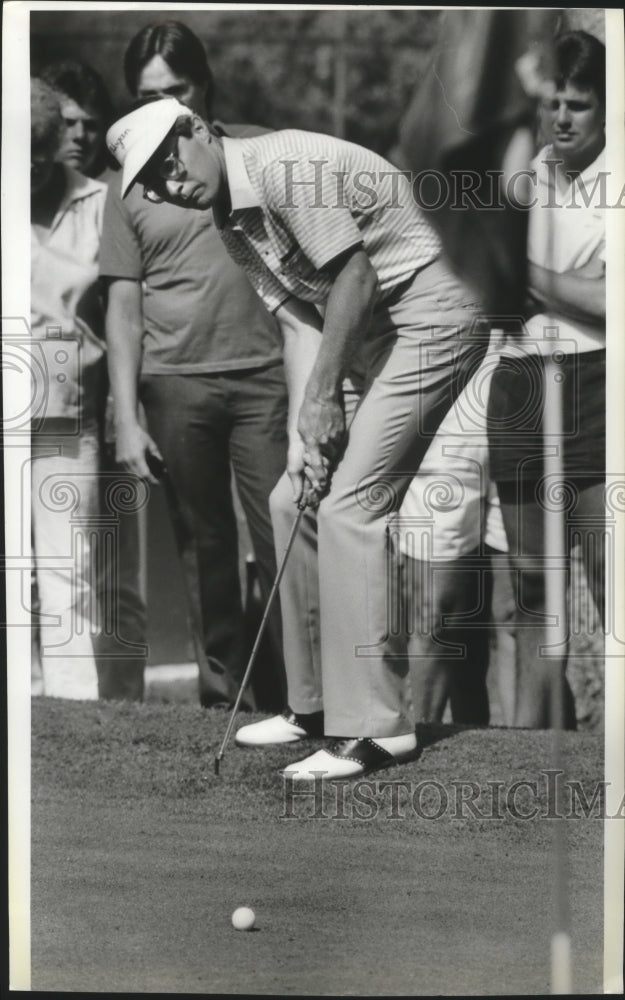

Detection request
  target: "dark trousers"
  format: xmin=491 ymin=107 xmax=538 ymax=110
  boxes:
xmin=497 ymin=479 xmax=604 ymax=729
xmin=488 ymin=350 xmax=605 ymax=728
xmin=405 ymin=546 xmax=516 ymax=725
xmin=96 ymin=444 xmax=147 ymax=701
xmin=140 ymin=364 xmax=289 ymax=710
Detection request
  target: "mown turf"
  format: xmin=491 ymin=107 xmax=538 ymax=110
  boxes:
xmin=31 ymin=698 xmax=605 ymax=994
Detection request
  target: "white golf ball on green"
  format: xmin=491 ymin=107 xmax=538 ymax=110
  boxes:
xmin=232 ymin=906 xmax=256 ymax=931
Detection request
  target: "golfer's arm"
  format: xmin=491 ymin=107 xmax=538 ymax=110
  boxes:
xmin=274 ymin=297 xmax=324 ymax=435
xmin=105 ymin=278 xmax=144 ymax=425
xmin=304 ymin=248 xmax=378 ymax=403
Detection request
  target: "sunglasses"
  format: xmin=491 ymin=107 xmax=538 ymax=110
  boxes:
xmin=141 ymin=125 xmax=214 ymax=203
xmin=142 ymin=145 xmax=186 ymax=204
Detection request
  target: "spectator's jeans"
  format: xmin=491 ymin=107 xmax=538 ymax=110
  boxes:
xmin=31 ymin=425 xmax=101 ymax=699
xmin=140 ymin=363 xmax=289 ymax=709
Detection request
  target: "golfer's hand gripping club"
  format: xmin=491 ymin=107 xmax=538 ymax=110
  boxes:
xmin=298 ymin=393 xmax=345 ymax=499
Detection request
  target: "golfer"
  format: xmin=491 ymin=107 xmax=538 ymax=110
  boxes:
xmin=106 ymin=100 xmax=486 ymax=779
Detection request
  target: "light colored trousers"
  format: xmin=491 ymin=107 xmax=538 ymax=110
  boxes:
xmin=397 ymin=342 xmax=507 ymax=560
xmin=31 ymin=425 xmax=101 ymax=699
xmin=270 ymin=258 xmax=486 ymax=737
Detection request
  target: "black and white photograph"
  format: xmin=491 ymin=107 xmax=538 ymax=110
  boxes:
xmin=4 ymin=3 xmax=624 ymax=993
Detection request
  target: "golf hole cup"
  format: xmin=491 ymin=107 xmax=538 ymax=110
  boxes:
xmin=232 ymin=906 xmax=256 ymax=931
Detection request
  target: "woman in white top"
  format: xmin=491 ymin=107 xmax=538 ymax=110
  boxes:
xmin=37 ymin=60 xmax=147 ymax=701
xmin=487 ymin=31 xmax=606 ymax=728
xmin=31 ymin=78 xmax=109 ymax=699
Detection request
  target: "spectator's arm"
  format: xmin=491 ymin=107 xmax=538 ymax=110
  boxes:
xmin=105 ymin=278 xmax=162 ymax=483
xmin=528 ymin=247 xmax=606 ymax=327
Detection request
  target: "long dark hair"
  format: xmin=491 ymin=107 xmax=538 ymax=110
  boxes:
xmin=39 ymin=59 xmax=118 ymax=177
xmin=124 ymin=20 xmax=214 ymax=115
xmin=40 ymin=59 xmax=115 ymax=126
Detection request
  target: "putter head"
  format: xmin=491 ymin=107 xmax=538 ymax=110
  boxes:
xmin=214 ymin=755 xmax=221 ymax=776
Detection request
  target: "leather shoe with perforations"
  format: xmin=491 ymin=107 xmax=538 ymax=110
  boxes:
xmin=280 ymin=735 xmax=417 ymax=781
xmin=235 ymin=708 xmax=324 ymax=747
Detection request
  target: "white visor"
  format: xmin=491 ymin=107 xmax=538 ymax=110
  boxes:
xmin=106 ymin=98 xmax=192 ymax=197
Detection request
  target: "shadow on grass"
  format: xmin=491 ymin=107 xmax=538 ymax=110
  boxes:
xmin=415 ymin=720 xmax=490 ymax=757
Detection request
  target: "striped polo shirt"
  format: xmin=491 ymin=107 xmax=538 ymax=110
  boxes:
xmin=220 ymin=129 xmax=441 ymax=313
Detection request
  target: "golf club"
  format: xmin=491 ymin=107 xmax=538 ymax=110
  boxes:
xmin=214 ymin=499 xmax=307 ymax=775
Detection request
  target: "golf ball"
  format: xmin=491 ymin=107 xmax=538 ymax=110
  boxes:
xmin=232 ymin=906 xmax=256 ymax=931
